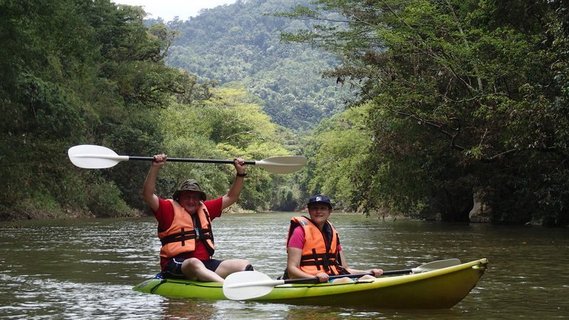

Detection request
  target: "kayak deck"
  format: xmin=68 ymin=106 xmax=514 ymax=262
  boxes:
xmin=133 ymin=258 xmax=488 ymax=309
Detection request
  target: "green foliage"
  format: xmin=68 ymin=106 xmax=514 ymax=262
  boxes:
xmin=164 ymin=0 xmax=355 ymax=131
xmin=0 ymin=0 xmax=196 ymax=219
xmin=14 ymin=73 xmax=85 ymax=139
xmin=0 ymin=0 xmax=308 ymax=220
xmin=7 ymin=0 xmax=569 ymax=227
xmin=12 ymin=191 xmax=63 ymax=220
xmin=304 ymin=103 xmax=372 ymax=211
xmin=154 ymin=86 xmax=302 ymax=211
xmin=85 ymin=178 xmax=136 ymax=218
xmin=289 ymin=0 xmax=569 ymax=225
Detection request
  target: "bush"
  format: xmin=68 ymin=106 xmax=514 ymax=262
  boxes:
xmin=86 ymin=180 xmax=138 ymax=218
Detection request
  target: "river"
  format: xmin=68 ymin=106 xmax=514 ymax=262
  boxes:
xmin=0 ymin=212 xmax=567 ymax=319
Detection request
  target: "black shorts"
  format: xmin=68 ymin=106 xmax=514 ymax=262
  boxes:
xmin=163 ymin=257 xmax=223 ymax=279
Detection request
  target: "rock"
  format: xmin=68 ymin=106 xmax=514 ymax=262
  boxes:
xmin=469 ymin=191 xmax=492 ymax=223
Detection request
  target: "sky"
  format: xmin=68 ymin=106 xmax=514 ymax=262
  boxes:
xmin=111 ymin=0 xmax=238 ymax=21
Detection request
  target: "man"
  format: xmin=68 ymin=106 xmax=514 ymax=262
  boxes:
xmin=285 ymin=194 xmax=383 ymax=282
xmin=143 ymin=153 xmax=252 ymax=282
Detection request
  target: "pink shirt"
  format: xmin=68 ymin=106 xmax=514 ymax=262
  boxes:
xmin=287 ymin=225 xmax=343 ymax=251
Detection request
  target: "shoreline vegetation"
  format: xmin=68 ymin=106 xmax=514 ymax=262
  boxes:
xmin=2 ymin=0 xmax=569 ymax=227
xmin=1 ymin=206 xmax=560 ymax=228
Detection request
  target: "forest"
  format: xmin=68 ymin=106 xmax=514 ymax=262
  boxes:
xmin=1 ymin=0 xmax=568 ymax=227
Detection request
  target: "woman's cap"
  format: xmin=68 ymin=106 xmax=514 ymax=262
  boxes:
xmin=307 ymin=194 xmax=332 ymax=209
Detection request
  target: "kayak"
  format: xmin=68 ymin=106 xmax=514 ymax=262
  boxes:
xmin=133 ymin=258 xmax=487 ymax=309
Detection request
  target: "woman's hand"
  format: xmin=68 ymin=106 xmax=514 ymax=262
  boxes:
xmin=315 ymin=272 xmax=330 ymax=283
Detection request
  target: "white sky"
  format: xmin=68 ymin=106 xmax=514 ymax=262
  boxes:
xmin=112 ymin=0 xmax=238 ymax=21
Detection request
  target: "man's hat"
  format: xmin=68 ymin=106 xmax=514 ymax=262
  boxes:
xmin=307 ymin=194 xmax=332 ymax=209
xmin=172 ymin=179 xmax=207 ymax=201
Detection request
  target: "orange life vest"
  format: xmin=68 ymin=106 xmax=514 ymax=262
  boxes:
xmin=158 ymin=199 xmax=215 ymax=259
xmin=287 ymin=216 xmax=346 ymax=275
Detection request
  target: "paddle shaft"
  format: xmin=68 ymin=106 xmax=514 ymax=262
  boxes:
xmin=227 ymin=269 xmax=440 ymax=294
xmin=128 ymin=156 xmax=255 ymax=165
xmin=383 ymin=268 xmax=415 ymax=276
xmin=227 ymin=258 xmax=460 ymax=287
xmin=279 ymin=261 xmax=460 ymax=285
xmin=281 ymin=269 xmax=416 ymax=284
xmin=277 ymin=273 xmax=372 ymax=285
xmin=68 ymin=144 xmax=307 ymax=173
xmin=226 ymin=270 xmax=411 ymax=292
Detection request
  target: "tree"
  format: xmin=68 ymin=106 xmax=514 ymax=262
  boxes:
xmin=305 ymin=103 xmax=372 ymax=211
xmin=0 ymin=0 xmax=197 ymax=219
xmin=285 ymin=0 xmax=569 ymax=225
xmin=154 ymin=86 xmax=303 ymax=211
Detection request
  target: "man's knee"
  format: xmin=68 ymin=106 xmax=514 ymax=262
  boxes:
xmin=181 ymin=258 xmax=204 ymax=275
xmin=216 ymin=259 xmax=253 ymax=276
xmin=183 ymin=257 xmax=202 ymax=267
xmin=238 ymin=259 xmax=252 ymax=271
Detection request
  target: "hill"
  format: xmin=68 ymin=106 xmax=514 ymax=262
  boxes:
xmin=163 ymin=0 xmax=354 ymax=131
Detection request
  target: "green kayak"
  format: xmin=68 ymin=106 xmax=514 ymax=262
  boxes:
xmin=133 ymin=258 xmax=487 ymax=309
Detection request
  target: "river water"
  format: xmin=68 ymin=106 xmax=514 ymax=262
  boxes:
xmin=0 ymin=212 xmax=567 ymax=319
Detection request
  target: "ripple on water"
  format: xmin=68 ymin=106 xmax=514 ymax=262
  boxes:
xmin=1 ymin=214 xmax=568 ymax=319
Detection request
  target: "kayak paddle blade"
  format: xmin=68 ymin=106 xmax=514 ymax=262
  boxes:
xmin=223 ymin=271 xmax=283 ymax=300
xmin=255 ymin=156 xmax=307 ymax=174
xmin=68 ymin=144 xmax=128 ymax=169
xmin=412 ymin=258 xmax=461 ymax=273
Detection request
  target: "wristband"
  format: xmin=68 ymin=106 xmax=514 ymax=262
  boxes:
xmin=236 ymin=173 xmax=247 ymax=177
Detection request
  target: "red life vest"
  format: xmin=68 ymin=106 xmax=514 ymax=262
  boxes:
xmin=287 ymin=216 xmax=345 ymax=275
xmin=158 ymin=199 xmax=215 ymax=260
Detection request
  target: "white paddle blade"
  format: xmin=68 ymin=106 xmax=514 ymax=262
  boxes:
xmin=68 ymin=144 xmax=128 ymax=169
xmin=412 ymin=258 xmax=461 ymax=273
xmin=255 ymin=156 xmax=307 ymax=174
xmin=223 ymin=271 xmax=284 ymax=300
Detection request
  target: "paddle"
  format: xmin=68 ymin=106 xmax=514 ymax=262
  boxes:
xmin=382 ymin=258 xmax=461 ymax=275
xmin=67 ymin=144 xmax=307 ymax=174
xmin=223 ymin=258 xmax=461 ymax=300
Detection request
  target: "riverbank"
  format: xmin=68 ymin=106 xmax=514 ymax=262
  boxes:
xmin=0 ymin=206 xmax=143 ymax=222
xmin=0 ymin=202 xmax=258 ymax=222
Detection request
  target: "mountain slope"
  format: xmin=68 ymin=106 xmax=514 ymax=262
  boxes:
xmin=165 ymin=0 xmax=353 ymax=131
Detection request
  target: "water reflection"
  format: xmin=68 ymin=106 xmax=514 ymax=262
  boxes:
xmin=0 ymin=213 xmax=568 ymax=319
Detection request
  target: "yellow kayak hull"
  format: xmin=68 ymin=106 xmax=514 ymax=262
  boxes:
xmin=133 ymin=258 xmax=487 ymax=309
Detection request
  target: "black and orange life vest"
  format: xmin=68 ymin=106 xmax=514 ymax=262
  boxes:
xmin=287 ymin=216 xmax=346 ymax=275
xmin=158 ymin=199 xmax=215 ymax=259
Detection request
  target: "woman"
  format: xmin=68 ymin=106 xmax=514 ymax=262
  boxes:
xmin=284 ymin=194 xmax=383 ymax=283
